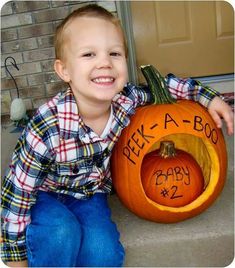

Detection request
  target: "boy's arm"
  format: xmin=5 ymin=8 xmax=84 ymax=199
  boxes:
xmin=124 ymin=75 xmax=233 ymax=135
xmin=1 ymin=127 xmax=52 ymax=263
xmin=128 ymin=73 xmax=220 ymax=107
xmin=165 ymin=73 xmax=234 ymax=135
xmin=6 ymin=260 xmax=28 ymax=267
xmin=165 ymin=73 xmax=220 ymax=107
xmin=208 ymin=96 xmax=234 ymax=135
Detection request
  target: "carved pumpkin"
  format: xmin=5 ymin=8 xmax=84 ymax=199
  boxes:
xmin=141 ymin=141 xmax=204 ymax=207
xmin=111 ymin=65 xmax=227 ymax=223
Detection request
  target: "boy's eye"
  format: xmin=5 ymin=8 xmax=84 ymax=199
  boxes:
xmin=82 ymin=53 xmax=95 ymax=57
xmin=110 ymin=52 xmax=121 ymax=57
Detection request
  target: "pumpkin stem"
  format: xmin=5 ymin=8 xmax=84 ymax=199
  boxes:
xmin=159 ymin=141 xmax=176 ymax=158
xmin=140 ymin=65 xmax=176 ymax=105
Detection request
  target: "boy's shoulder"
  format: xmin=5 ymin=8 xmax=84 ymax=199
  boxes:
xmin=35 ymin=88 xmax=74 ymax=117
xmin=28 ymin=88 xmax=72 ymax=137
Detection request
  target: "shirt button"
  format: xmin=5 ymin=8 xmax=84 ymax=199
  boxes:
xmin=72 ymin=165 xmax=79 ymax=174
xmin=87 ymin=160 xmax=93 ymax=165
xmin=96 ymin=159 xmax=103 ymax=168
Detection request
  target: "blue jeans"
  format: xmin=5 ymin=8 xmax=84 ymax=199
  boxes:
xmin=26 ymin=191 xmax=125 ymax=267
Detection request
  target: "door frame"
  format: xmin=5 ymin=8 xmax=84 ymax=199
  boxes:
xmin=116 ymin=1 xmax=138 ymax=84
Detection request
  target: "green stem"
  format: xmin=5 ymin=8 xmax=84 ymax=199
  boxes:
xmin=159 ymin=141 xmax=176 ymax=158
xmin=140 ymin=65 xmax=176 ymax=105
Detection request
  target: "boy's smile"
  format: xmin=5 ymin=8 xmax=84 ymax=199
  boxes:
xmin=92 ymin=76 xmax=115 ymax=85
xmin=54 ymin=16 xmax=128 ymax=108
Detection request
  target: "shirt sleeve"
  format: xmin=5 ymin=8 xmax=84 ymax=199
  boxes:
xmin=165 ymin=73 xmax=220 ymax=107
xmin=1 ymin=125 xmax=53 ymax=262
xmin=122 ymin=83 xmax=152 ymax=107
xmin=124 ymin=74 xmax=220 ymax=108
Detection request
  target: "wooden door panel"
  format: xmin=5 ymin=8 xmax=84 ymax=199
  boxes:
xmin=155 ymin=1 xmax=192 ymax=44
xmin=215 ymin=1 xmax=234 ymax=38
xmin=130 ymin=1 xmax=234 ymax=82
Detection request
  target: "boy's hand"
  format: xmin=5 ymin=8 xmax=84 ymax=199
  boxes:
xmin=208 ymin=96 xmax=234 ymax=136
xmin=6 ymin=260 xmax=28 ymax=267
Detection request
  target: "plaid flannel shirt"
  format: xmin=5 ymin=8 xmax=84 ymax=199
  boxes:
xmin=1 ymin=78 xmax=220 ymax=262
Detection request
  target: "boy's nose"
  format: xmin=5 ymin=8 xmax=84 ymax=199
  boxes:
xmin=96 ymin=54 xmax=112 ymax=69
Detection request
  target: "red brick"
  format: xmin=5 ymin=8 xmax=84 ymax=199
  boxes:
xmin=32 ymin=97 xmax=51 ymax=109
xmin=2 ymin=38 xmax=38 ymax=53
xmin=1 ymin=91 xmax=11 ymax=114
xmin=13 ymin=1 xmax=50 ymax=13
xmin=23 ymin=48 xmax=55 ymax=62
xmin=16 ymin=85 xmax=46 ymax=99
xmin=6 ymin=62 xmax=42 ymax=77
xmin=33 ymin=7 xmax=70 ymax=23
xmin=1 ymin=52 xmax=23 ymax=66
xmin=41 ymin=60 xmax=55 ymax=72
xmin=23 ymin=98 xmax=33 ymax=111
xmin=18 ymin=22 xmax=54 ymax=38
xmin=1 ymin=28 xmax=17 ymax=42
xmin=51 ymin=1 xmax=83 ymax=8
xmin=1 ymin=114 xmax=11 ymax=124
xmin=37 ymin=35 xmax=54 ymax=49
xmin=1 ymin=76 xmax=28 ymax=90
xmin=27 ymin=72 xmax=60 ymax=86
xmin=1 ymin=13 xmax=32 ymax=29
xmin=46 ymin=81 xmax=67 ymax=96
xmin=1 ymin=1 xmax=13 ymax=16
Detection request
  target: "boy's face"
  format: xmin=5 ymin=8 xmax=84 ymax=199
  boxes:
xmin=56 ymin=16 xmax=128 ymax=106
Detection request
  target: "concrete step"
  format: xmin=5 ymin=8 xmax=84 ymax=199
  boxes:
xmin=109 ymin=128 xmax=234 ymax=267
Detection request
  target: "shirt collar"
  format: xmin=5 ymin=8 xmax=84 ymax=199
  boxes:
xmin=57 ymin=86 xmax=135 ymax=141
xmin=57 ymin=88 xmax=88 ymax=140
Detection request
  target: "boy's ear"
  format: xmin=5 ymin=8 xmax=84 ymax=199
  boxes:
xmin=54 ymin=59 xmax=70 ymax=83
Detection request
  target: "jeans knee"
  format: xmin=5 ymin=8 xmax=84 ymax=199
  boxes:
xmin=28 ymin=213 xmax=81 ymax=252
xmin=78 ymin=237 xmax=125 ymax=267
xmin=26 ymin=216 xmax=82 ymax=267
xmin=54 ymin=216 xmax=82 ymax=249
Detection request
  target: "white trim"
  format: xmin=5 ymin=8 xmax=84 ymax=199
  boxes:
xmin=116 ymin=1 xmax=138 ymax=84
xmin=195 ymin=74 xmax=234 ymax=94
xmin=193 ymin=74 xmax=234 ymax=84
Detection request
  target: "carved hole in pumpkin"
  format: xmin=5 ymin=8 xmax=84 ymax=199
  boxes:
xmin=140 ymin=133 xmax=216 ymax=208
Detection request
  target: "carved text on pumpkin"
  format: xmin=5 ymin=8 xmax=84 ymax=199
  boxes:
xmin=156 ymin=166 xmax=191 ymax=200
xmin=154 ymin=166 xmax=190 ymax=186
xmin=160 ymin=187 xmax=170 ymax=197
xmin=122 ymin=113 xmax=218 ymax=165
xmin=160 ymin=186 xmax=183 ymax=199
xmin=123 ymin=124 xmax=154 ymax=164
xmin=194 ymin=116 xmax=218 ymax=144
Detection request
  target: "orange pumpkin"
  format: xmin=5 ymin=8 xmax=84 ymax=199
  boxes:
xmin=141 ymin=141 xmax=204 ymax=207
xmin=111 ymin=65 xmax=227 ymax=223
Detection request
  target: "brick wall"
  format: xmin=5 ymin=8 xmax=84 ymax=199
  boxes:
xmin=1 ymin=0 xmax=117 ymax=122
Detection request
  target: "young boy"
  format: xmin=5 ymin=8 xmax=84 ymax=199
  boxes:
xmin=1 ymin=4 xmax=233 ymax=268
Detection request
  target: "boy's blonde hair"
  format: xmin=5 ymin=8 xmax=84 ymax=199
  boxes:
xmin=54 ymin=4 xmax=128 ymax=60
